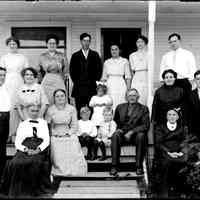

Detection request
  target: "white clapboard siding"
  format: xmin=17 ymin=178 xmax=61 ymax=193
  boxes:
xmin=71 ymin=22 xmax=97 ymax=54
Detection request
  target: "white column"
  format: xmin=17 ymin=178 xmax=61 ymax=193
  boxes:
xmin=147 ymin=1 xmax=156 ymax=114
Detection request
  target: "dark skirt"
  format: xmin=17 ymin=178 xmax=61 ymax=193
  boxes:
xmin=0 ymin=138 xmax=52 ymax=198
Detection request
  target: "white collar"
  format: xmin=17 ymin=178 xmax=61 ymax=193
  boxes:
xmin=167 ymin=121 xmax=177 ymax=131
xmin=23 ymin=82 xmax=37 ymax=89
xmin=82 ymin=49 xmax=89 ymax=58
xmin=172 ymin=47 xmax=182 ymax=53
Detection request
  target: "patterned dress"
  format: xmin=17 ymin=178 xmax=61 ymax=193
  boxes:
xmin=39 ymin=51 xmax=69 ymax=105
xmin=46 ymin=104 xmax=87 ymax=176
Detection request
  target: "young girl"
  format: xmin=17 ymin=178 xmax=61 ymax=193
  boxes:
xmin=93 ymin=106 xmax=117 ymax=161
xmin=78 ymin=106 xmax=97 ymax=160
xmin=89 ymin=81 xmax=113 ymax=128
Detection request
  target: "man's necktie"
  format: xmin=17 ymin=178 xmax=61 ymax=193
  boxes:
xmin=32 ymin=127 xmax=38 ymax=138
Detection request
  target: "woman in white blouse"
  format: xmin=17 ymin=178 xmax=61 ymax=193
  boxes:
xmin=129 ymin=35 xmax=148 ymax=105
xmin=0 ymin=104 xmax=51 ymax=198
xmin=101 ymin=44 xmax=131 ymax=111
xmin=16 ymin=67 xmax=48 ymax=121
xmin=0 ymin=36 xmax=29 ymax=140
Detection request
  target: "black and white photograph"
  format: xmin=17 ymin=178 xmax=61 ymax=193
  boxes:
xmin=0 ymin=0 xmax=200 ymax=198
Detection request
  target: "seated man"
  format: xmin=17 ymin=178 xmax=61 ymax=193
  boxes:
xmin=0 ymin=103 xmax=52 ymax=198
xmin=110 ymin=88 xmax=150 ymax=176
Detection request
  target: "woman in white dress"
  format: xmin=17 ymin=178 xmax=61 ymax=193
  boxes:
xmin=46 ymin=89 xmax=87 ymax=177
xmin=0 ymin=37 xmax=29 ymax=139
xmin=101 ymin=44 xmax=131 ymax=111
xmin=129 ymin=35 xmax=148 ymax=105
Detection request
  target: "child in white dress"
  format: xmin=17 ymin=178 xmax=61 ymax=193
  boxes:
xmin=93 ymin=107 xmax=117 ymax=161
xmin=89 ymin=82 xmax=113 ymax=128
xmin=78 ymin=106 xmax=98 ymax=160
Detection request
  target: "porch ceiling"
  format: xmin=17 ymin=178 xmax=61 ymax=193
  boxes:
xmin=0 ymin=1 xmax=199 ymax=21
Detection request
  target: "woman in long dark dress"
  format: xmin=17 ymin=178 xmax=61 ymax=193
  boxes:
xmin=0 ymin=104 xmax=51 ymax=198
xmin=154 ymin=109 xmax=187 ymax=198
xmin=151 ymin=69 xmax=187 ymax=127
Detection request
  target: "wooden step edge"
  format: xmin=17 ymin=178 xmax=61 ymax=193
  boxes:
xmin=52 ymin=172 xmax=144 ymax=181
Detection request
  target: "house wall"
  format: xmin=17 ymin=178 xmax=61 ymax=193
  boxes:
xmin=154 ymin=20 xmax=200 ymax=87
xmin=0 ymin=16 xmax=200 ymax=88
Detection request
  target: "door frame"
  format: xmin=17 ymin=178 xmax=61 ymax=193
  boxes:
xmin=96 ymin=21 xmax=147 ymax=57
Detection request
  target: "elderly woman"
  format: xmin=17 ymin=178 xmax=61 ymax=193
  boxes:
xmin=154 ymin=108 xmax=187 ymax=198
xmin=0 ymin=104 xmax=51 ymax=198
xmin=38 ymin=34 xmax=69 ymax=105
xmin=101 ymin=44 xmax=131 ymax=111
xmin=16 ymin=67 xmax=48 ymax=121
xmin=151 ymin=69 xmax=187 ymax=127
xmin=129 ymin=35 xmax=148 ymax=105
xmin=45 ymin=89 xmax=87 ymax=177
xmin=0 ymin=36 xmax=29 ymax=139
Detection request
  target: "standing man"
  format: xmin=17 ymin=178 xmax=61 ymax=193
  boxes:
xmin=0 ymin=67 xmax=11 ymax=179
xmin=110 ymin=88 xmax=150 ymax=176
xmin=69 ymin=33 xmax=102 ymax=118
xmin=160 ymin=33 xmax=196 ymax=96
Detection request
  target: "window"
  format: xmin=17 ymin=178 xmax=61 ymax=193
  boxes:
xmin=11 ymin=26 xmax=66 ymax=67
xmin=11 ymin=27 xmax=66 ymax=49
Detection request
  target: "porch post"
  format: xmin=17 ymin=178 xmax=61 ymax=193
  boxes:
xmin=147 ymin=1 xmax=156 ymax=114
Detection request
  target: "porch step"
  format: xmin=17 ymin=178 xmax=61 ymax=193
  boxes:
xmin=6 ymin=144 xmax=153 ymax=157
xmin=53 ymin=171 xmax=142 ymax=181
xmin=87 ymin=157 xmax=135 ymax=172
xmin=52 ymin=180 xmax=141 ymax=199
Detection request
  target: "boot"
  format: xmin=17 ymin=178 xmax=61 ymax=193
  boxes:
xmin=91 ymin=141 xmax=98 ymax=161
xmin=98 ymin=141 xmax=106 ymax=161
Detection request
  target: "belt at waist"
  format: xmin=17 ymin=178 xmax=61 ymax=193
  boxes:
xmin=51 ymin=135 xmax=70 ymax=138
xmin=46 ymin=72 xmax=61 ymax=75
xmin=134 ymin=69 xmax=148 ymax=72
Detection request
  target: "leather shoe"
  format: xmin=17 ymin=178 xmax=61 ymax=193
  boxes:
xmin=110 ymin=167 xmax=118 ymax=176
xmin=136 ymin=168 xmax=144 ymax=175
xmin=90 ymin=154 xmax=97 ymax=161
xmin=98 ymin=156 xmax=106 ymax=161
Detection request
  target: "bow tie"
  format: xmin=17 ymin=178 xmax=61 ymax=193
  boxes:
xmin=29 ymin=120 xmax=39 ymax=124
xmin=22 ymin=89 xmax=35 ymax=93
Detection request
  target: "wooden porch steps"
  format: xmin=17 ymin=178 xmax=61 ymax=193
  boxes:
xmin=52 ymin=180 xmax=141 ymax=199
xmin=6 ymin=144 xmax=149 ymax=198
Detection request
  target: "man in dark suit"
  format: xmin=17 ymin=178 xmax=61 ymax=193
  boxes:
xmin=110 ymin=88 xmax=150 ymax=176
xmin=69 ymin=33 xmax=102 ymax=118
xmin=189 ymin=70 xmax=200 ymax=141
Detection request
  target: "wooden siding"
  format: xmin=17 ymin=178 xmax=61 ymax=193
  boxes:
xmin=71 ymin=22 xmax=97 ymax=55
